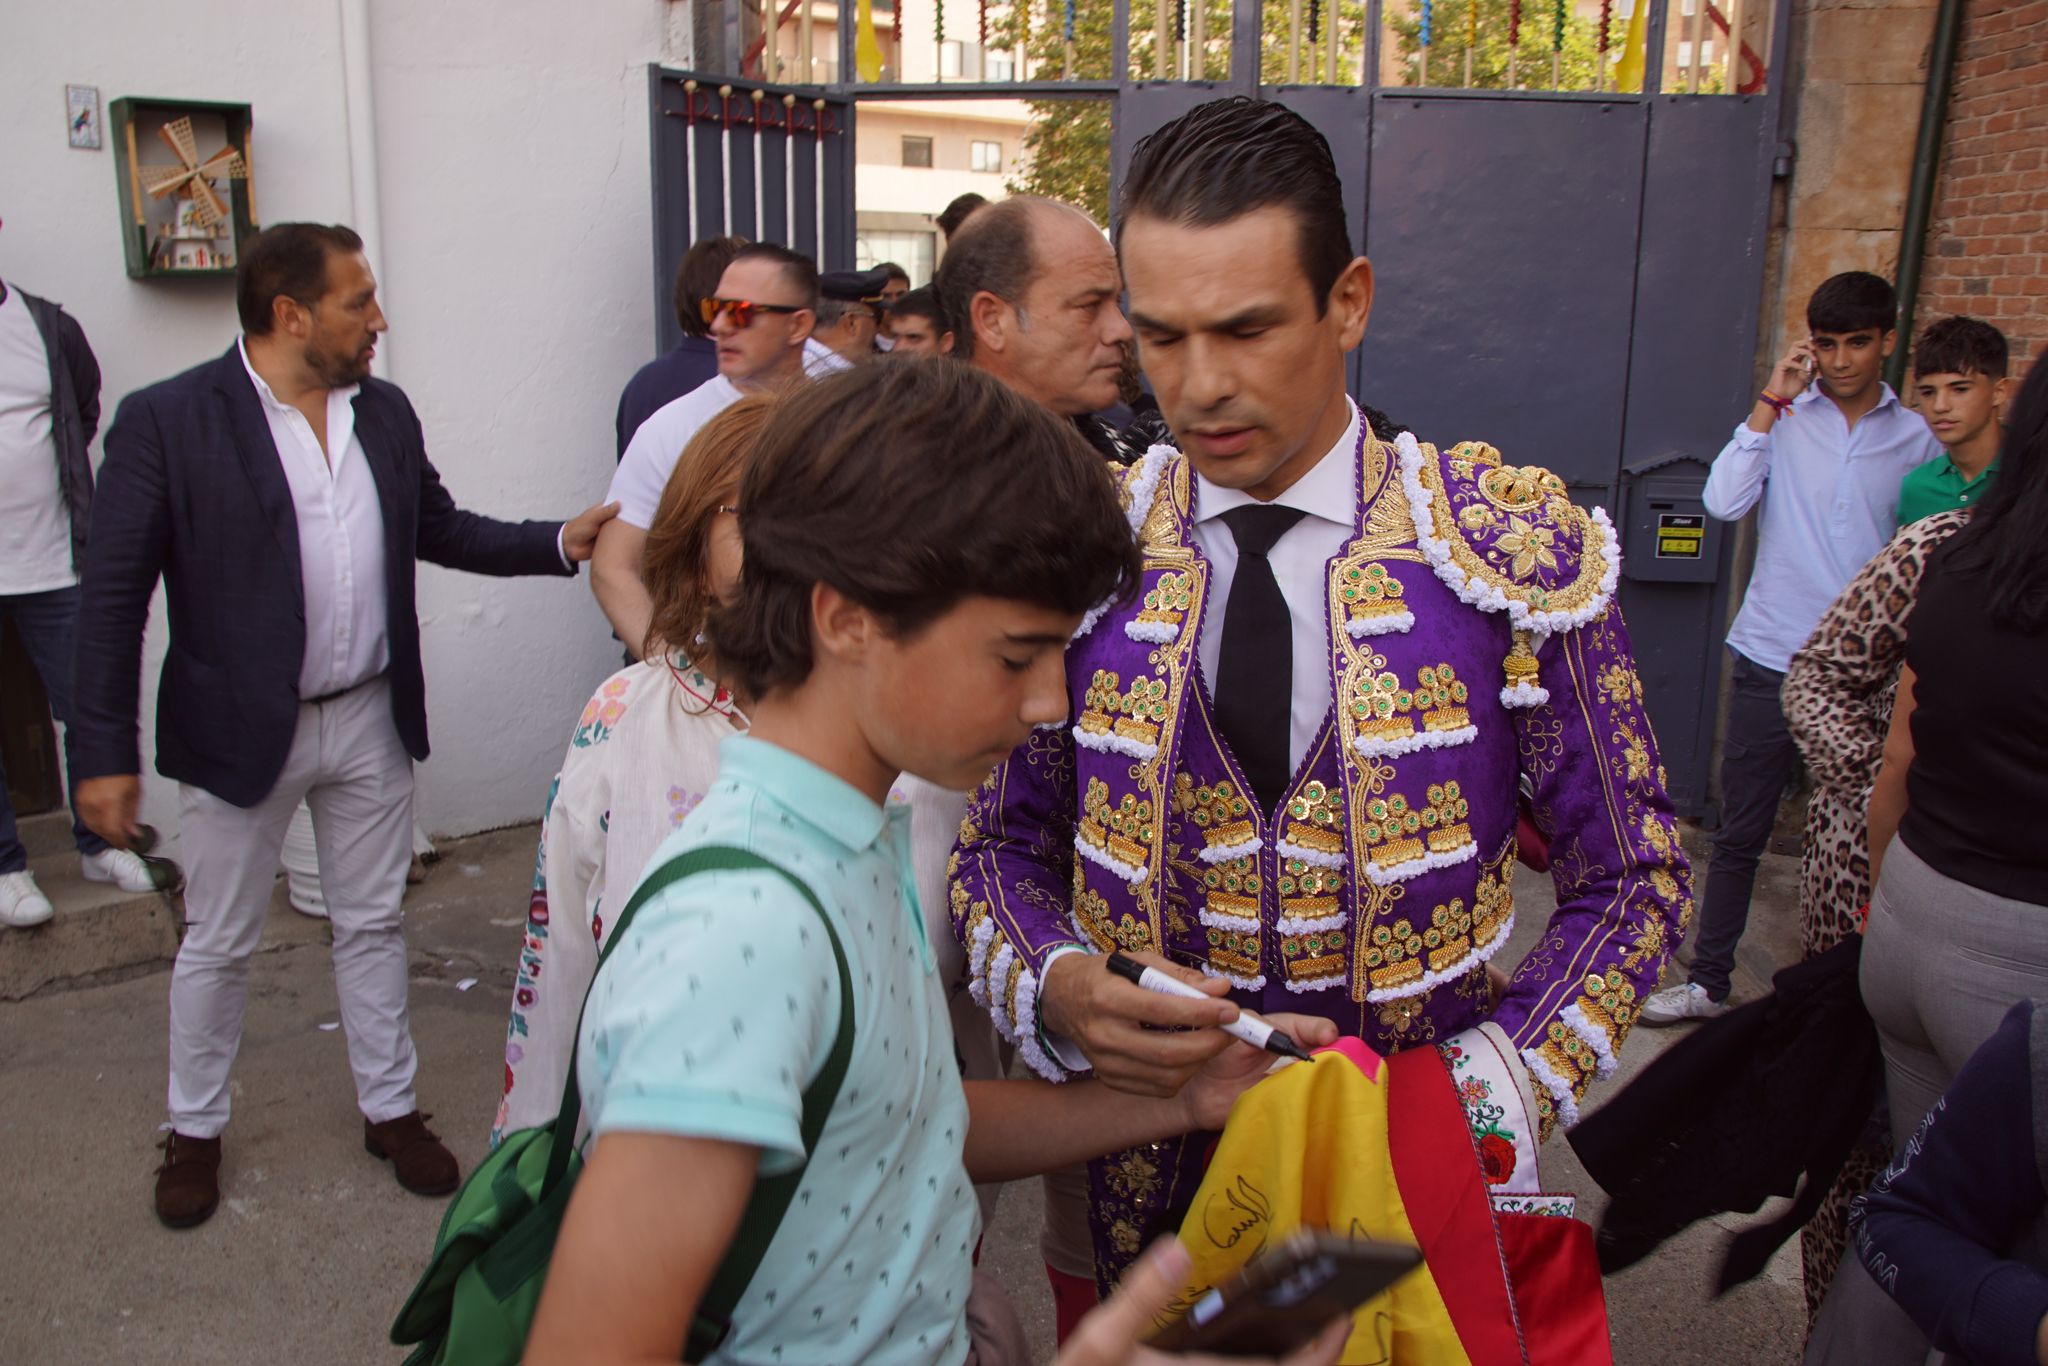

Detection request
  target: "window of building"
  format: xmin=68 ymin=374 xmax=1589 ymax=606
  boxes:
xmin=987 ymin=48 xmax=1016 ymax=81
xmin=970 ymin=140 xmax=1002 ymax=174
xmin=856 ymin=229 xmax=936 ymax=288
xmin=902 ymin=135 xmax=934 ymax=168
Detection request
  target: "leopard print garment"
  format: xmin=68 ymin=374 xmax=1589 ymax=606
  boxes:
xmin=1780 ymin=507 xmax=1970 ymax=1327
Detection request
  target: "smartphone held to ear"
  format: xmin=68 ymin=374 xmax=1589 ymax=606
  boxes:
xmin=1145 ymin=1228 xmax=1422 ymax=1357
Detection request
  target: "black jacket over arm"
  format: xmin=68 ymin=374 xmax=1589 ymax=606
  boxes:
xmin=72 ymin=344 xmax=573 ymax=808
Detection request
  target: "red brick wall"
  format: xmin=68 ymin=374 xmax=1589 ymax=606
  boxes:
xmin=1914 ymin=0 xmax=2048 ymax=378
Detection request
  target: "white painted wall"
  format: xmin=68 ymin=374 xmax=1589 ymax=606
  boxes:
xmin=1 ymin=0 xmax=690 ymax=849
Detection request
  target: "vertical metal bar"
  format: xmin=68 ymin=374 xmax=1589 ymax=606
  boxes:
xmin=1288 ymin=0 xmax=1302 ymax=82
xmin=1157 ymin=0 xmax=1172 ymax=76
xmin=783 ymin=92 xmax=797 ymax=244
xmin=763 ymin=0 xmax=778 ymax=76
xmin=1190 ymin=0 xmax=1205 ymax=79
xmin=1328 ymin=0 xmax=1340 ymax=82
xmin=839 ymin=0 xmax=858 ymax=85
xmin=1723 ymin=0 xmax=1745 ymax=92
xmin=1643 ymin=0 xmax=1669 ymax=95
xmin=1687 ymin=0 xmax=1706 ymax=91
xmin=752 ymin=88 xmax=766 ymax=235
xmin=1364 ymin=0 xmax=1383 ymax=88
xmin=1232 ymin=0 xmax=1262 ymax=95
xmin=814 ymin=99 xmax=828 ymax=264
xmin=801 ymin=0 xmax=814 ymax=79
xmin=1111 ymin=0 xmax=1131 ymax=83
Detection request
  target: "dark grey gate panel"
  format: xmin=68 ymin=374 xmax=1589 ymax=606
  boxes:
xmin=649 ymin=67 xmax=855 ymax=354
xmin=1357 ymin=93 xmax=1648 ymax=495
xmin=1109 ymin=83 xmax=1232 ymax=207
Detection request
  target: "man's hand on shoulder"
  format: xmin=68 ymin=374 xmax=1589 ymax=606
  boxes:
xmin=76 ymin=775 xmax=142 ymax=850
xmin=1041 ymin=950 xmax=1239 ymax=1098
xmin=562 ymin=501 xmax=622 ymax=564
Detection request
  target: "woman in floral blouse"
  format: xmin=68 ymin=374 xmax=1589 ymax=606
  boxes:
xmin=492 ymin=397 xmax=770 ymax=1140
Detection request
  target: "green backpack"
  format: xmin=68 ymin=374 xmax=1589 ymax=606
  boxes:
xmin=390 ymin=845 xmax=855 ymax=1365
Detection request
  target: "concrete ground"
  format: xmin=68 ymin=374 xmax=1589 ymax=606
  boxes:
xmin=0 ymin=820 xmax=1810 ymax=1365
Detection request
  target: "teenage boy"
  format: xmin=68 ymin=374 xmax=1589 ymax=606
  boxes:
xmin=526 ymin=360 xmax=1347 ymax=1366
xmin=952 ymin=95 xmax=1691 ymax=1313
xmin=1643 ymin=271 xmax=1943 ymax=1025
xmin=888 ymin=286 xmax=954 ymax=358
xmin=1898 ymin=316 xmax=2011 ymax=527
xmin=592 ymin=243 xmax=817 ymax=657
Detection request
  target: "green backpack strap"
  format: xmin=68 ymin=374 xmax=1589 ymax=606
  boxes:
xmin=539 ymin=843 xmax=857 ymax=1362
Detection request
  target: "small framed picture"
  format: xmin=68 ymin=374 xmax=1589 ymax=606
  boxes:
xmin=67 ymin=85 xmax=102 ymax=150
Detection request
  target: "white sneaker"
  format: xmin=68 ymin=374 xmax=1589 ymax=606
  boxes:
xmin=81 ymin=847 xmax=161 ymax=894
xmin=1640 ymin=981 xmax=1730 ymax=1026
xmin=0 ymin=870 xmax=55 ymax=928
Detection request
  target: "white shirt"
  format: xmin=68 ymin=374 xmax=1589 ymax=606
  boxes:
xmin=606 ymin=374 xmax=743 ymax=529
xmin=1192 ymin=401 xmax=1363 ymax=776
xmin=0 ymin=283 xmax=77 ymax=594
xmin=1703 ymin=383 xmax=1941 ymax=672
xmin=803 ymin=337 xmax=851 ymax=377
xmin=237 ymin=339 xmax=390 ymax=699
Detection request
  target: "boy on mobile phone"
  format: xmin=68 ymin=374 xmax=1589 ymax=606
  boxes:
xmin=1643 ymin=271 xmax=1943 ymax=1026
xmin=524 ymin=360 xmax=1346 ymax=1366
xmin=1897 ymin=316 xmax=2012 ymax=528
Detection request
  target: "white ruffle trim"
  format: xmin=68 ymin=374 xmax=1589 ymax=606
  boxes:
xmin=1284 ymin=973 xmax=1349 ymax=994
xmin=1351 ymin=723 xmax=1479 ymax=760
xmin=1346 ymin=610 xmax=1415 ymax=638
xmin=1074 ymin=446 xmax=1176 ymax=642
xmin=1363 ymin=909 xmax=1517 ymax=1003
xmin=1395 ymin=433 xmax=1621 ymax=635
xmin=1076 ymin=836 xmax=1147 ymax=885
xmin=1124 ymin=618 xmax=1180 ymax=644
xmin=1199 ymin=961 xmax=1267 ymax=992
xmin=1500 ymin=682 xmax=1552 ymax=709
xmin=1198 ymin=906 xmax=1261 ymax=933
xmin=1521 ymin=1046 xmax=1583 ymax=1129
xmin=1197 ymin=835 xmax=1262 ymax=864
xmin=1274 ymin=839 xmax=1346 ymax=869
xmin=1072 ymin=725 xmax=1159 ymax=762
xmin=1562 ymin=1001 xmax=1621 ymax=1081
xmin=966 ymin=917 xmax=998 ymax=1008
xmin=1360 ymin=839 xmax=1478 ymax=886
xmin=1011 ymin=967 xmax=1062 ymax=1081
xmin=1276 ymin=910 xmax=1347 ymax=936
xmin=986 ymin=943 xmax=1019 ymax=1040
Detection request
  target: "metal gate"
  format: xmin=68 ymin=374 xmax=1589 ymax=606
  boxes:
xmin=649 ymin=0 xmax=1793 ymax=816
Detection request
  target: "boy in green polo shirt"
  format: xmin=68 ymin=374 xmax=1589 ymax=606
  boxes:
xmin=526 ymin=360 xmax=1348 ymax=1366
xmin=1899 ymin=316 xmax=2012 ymax=527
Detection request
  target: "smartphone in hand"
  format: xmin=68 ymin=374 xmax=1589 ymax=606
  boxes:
xmin=1145 ymin=1229 xmax=1422 ymax=1357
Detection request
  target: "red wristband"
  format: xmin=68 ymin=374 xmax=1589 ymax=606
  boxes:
xmin=1760 ymin=390 xmax=1793 ymax=415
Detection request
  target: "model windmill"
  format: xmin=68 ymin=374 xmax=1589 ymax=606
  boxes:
xmin=139 ymin=116 xmax=247 ymax=228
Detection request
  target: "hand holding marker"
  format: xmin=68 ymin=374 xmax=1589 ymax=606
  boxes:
xmin=1105 ymin=952 xmax=1315 ymax=1062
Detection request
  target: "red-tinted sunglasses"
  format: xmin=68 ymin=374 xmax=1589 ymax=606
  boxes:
xmin=700 ymin=297 xmax=805 ymax=328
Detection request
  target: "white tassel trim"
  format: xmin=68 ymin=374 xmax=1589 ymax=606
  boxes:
xmin=1074 ymin=446 xmax=1176 ymax=642
xmin=1284 ymin=972 xmax=1349 ymax=994
xmin=1197 ymin=835 xmax=1262 ymax=864
xmin=1562 ymin=1001 xmax=1621 ymax=1081
xmin=1521 ymin=1046 xmax=1583 ymax=1129
xmin=1199 ymin=961 xmax=1267 ymax=992
xmin=1500 ymin=682 xmax=1551 ymax=709
xmin=1364 ymin=909 xmax=1518 ymax=1003
xmin=1076 ymin=836 xmax=1147 ymax=885
xmin=1274 ymin=839 xmax=1346 ymax=869
xmin=1351 ymin=723 xmax=1479 ymax=760
xmin=1276 ymin=910 xmax=1347 ymax=936
xmin=1360 ymin=839 xmax=1478 ymax=886
xmin=1396 ymin=433 xmax=1621 ymax=635
xmin=1124 ymin=618 xmax=1180 ymax=644
xmin=1198 ymin=906 xmax=1261 ymax=933
xmin=1072 ymin=725 xmax=1159 ymax=762
xmin=1346 ymin=611 xmax=1415 ymax=638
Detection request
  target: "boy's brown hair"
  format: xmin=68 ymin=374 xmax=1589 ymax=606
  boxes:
xmin=706 ymin=359 xmax=1141 ymax=698
xmin=641 ymin=394 xmax=776 ymax=665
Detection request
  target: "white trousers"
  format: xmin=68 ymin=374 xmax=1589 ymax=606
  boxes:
xmin=167 ymin=678 xmax=418 ymax=1136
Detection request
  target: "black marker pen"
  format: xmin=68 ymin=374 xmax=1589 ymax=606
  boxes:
xmin=1104 ymin=952 xmax=1315 ymax=1062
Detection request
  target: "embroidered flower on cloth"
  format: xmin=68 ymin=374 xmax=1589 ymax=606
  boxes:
xmin=572 ymin=677 xmax=631 ymax=748
xmin=1494 ymin=515 xmax=1559 ymax=579
xmin=668 ymin=785 xmax=703 ymax=827
xmin=1477 ymin=1132 xmax=1519 ymax=1185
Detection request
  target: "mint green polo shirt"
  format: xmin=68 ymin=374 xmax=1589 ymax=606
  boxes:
xmin=577 ymin=735 xmax=976 ymax=1366
xmin=1898 ymin=454 xmax=1997 ymax=527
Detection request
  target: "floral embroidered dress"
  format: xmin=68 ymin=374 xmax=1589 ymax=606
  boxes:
xmin=492 ymin=659 xmax=744 ymax=1141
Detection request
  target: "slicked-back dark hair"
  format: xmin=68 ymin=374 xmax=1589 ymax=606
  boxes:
xmin=1116 ymin=97 xmax=1353 ymax=317
xmin=237 ymin=222 xmax=364 ymax=335
xmin=1912 ymin=315 xmax=2009 ymax=379
xmin=1807 ymin=271 xmax=1897 ymax=336
xmin=1928 ymin=349 xmax=2048 ymax=630
xmin=938 ymin=192 xmax=989 ymax=241
xmin=729 ymin=242 xmax=820 ymax=310
xmin=705 ymin=359 xmax=1141 ymax=698
xmin=877 ymin=261 xmax=911 ymax=287
xmin=932 ymin=197 xmax=1047 ymax=362
xmin=675 ymin=235 xmax=747 ymax=338
xmin=890 ymin=285 xmax=949 ymax=330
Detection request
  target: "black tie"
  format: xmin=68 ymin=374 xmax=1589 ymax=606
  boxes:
xmin=1213 ymin=505 xmax=1307 ymax=813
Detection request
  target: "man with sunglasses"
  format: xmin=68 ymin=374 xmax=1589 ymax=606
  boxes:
xmin=812 ymin=267 xmax=893 ymax=366
xmin=593 ymin=244 xmax=818 ymax=656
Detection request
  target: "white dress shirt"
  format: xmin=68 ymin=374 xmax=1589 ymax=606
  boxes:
xmin=238 ymin=339 xmax=390 ymax=700
xmin=1703 ymin=382 xmax=1941 ymax=672
xmin=1193 ymin=401 xmax=1363 ymax=776
xmin=606 ymin=374 xmax=743 ymax=530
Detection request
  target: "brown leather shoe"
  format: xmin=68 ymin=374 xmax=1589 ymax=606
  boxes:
xmin=364 ymin=1111 xmax=459 ymax=1196
xmin=154 ymin=1131 xmax=222 ymax=1229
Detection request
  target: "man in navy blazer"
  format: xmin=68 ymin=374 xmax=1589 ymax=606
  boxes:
xmin=70 ymin=222 xmax=618 ymax=1229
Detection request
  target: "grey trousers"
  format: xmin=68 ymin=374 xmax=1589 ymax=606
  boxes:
xmin=1862 ymin=836 xmax=2048 ymax=1140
